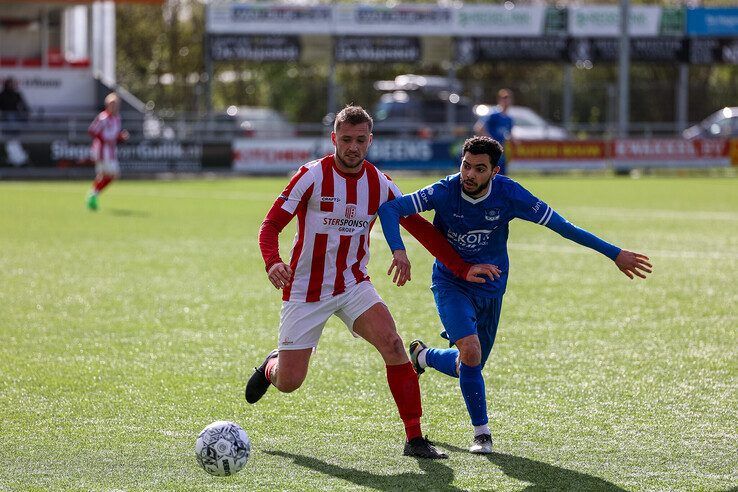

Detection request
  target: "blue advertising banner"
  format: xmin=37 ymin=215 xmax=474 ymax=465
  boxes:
xmin=687 ymin=8 xmax=738 ymax=37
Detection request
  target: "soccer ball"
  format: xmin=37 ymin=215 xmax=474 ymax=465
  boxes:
xmin=194 ymin=420 xmax=251 ymax=476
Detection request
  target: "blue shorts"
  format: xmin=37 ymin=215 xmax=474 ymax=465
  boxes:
xmin=432 ymin=287 xmax=503 ymax=368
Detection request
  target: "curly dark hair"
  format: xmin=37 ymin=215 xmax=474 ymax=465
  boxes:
xmin=334 ymin=105 xmax=373 ymax=133
xmin=462 ymin=136 xmax=503 ymax=166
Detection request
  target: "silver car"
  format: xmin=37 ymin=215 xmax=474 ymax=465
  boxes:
xmin=683 ymin=107 xmax=738 ymax=139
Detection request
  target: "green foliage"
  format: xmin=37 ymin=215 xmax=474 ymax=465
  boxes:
xmin=0 ymin=176 xmax=736 ymax=490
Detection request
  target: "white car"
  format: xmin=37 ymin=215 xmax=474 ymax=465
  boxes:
xmin=226 ymin=105 xmax=296 ymax=138
xmin=474 ymin=104 xmax=570 ymax=140
xmin=683 ymin=107 xmax=738 ymax=139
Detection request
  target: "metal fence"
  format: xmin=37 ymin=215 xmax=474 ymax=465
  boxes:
xmin=0 ymin=110 xmax=690 ymax=144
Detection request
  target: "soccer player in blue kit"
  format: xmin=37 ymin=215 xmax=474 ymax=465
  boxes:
xmin=474 ymin=89 xmax=513 ymax=175
xmin=378 ymin=136 xmax=652 ymax=454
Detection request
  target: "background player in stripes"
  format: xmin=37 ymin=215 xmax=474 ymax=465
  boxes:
xmin=378 ymin=135 xmax=652 ymax=454
xmin=246 ymin=106 xmax=499 ymax=459
xmin=86 ymin=93 xmax=128 ymax=211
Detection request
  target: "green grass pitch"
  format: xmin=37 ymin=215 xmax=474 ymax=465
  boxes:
xmin=0 ymin=175 xmax=736 ymax=491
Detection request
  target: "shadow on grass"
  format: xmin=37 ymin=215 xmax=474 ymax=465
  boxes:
xmin=265 ymin=450 xmax=464 ymax=492
xmin=436 ymin=441 xmax=628 ymax=492
xmin=108 ymin=208 xmax=151 ymax=218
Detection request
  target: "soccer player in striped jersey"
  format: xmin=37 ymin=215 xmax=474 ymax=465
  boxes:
xmin=86 ymin=93 xmax=128 ymax=211
xmin=246 ymin=106 xmax=500 ymax=459
xmin=378 ymin=136 xmax=652 ymax=454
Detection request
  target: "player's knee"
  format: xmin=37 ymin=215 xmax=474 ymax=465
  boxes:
xmin=458 ymin=342 xmax=482 ymax=366
xmin=378 ymin=332 xmax=406 ymax=360
xmin=274 ymin=371 xmax=305 ymax=393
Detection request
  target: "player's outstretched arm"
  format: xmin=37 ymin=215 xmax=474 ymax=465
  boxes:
xmin=614 ymin=250 xmax=652 ymax=279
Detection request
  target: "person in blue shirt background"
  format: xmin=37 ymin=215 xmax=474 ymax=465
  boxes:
xmin=378 ymin=136 xmax=652 ymax=454
xmin=474 ymin=88 xmax=514 ymax=175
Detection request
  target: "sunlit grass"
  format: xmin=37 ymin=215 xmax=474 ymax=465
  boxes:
xmin=0 ymin=176 xmax=736 ymax=491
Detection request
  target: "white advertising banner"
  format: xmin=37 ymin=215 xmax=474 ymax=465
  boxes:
xmin=455 ymin=6 xmax=546 ymax=37
xmin=0 ymin=68 xmax=96 ymax=111
xmin=333 ymin=4 xmax=452 ymax=36
xmin=207 ymin=3 xmax=333 ymax=35
xmin=568 ymin=6 xmax=663 ymax=38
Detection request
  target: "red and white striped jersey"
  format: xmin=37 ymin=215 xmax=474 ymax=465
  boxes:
xmin=267 ymin=154 xmax=400 ymax=302
xmin=88 ymin=110 xmax=122 ymax=162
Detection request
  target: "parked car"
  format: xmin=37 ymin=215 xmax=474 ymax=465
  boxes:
xmin=226 ymin=105 xmax=296 ymax=138
xmin=683 ymin=107 xmax=738 ymax=139
xmin=372 ymin=74 xmax=476 ymax=138
xmin=474 ymin=104 xmax=570 ymax=140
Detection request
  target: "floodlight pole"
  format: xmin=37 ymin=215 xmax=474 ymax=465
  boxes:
xmin=327 ymin=56 xmax=337 ymax=118
xmin=563 ymin=64 xmax=573 ymax=130
xmin=676 ymin=63 xmax=689 ymax=133
xmin=203 ymin=2 xmax=213 ymax=115
xmin=618 ymin=0 xmax=630 ymax=137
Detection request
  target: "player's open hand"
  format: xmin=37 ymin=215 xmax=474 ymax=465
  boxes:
xmin=615 ymin=250 xmax=652 ymax=279
xmin=465 ymin=264 xmax=501 ymax=284
xmin=267 ymin=262 xmax=293 ymax=290
xmin=388 ymin=249 xmax=411 ymax=287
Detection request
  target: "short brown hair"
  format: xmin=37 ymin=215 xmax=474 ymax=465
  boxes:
xmin=334 ymin=105 xmax=373 ymax=133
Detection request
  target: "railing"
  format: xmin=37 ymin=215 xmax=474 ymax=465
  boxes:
xmin=0 ymin=110 xmax=691 ymax=143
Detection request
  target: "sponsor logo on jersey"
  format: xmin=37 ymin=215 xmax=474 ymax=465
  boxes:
xmin=323 ymin=217 xmax=369 ymax=229
xmin=447 ymin=228 xmax=493 ymax=249
xmin=345 ymin=204 xmax=356 ymax=219
xmin=418 ymin=186 xmax=433 ymax=204
xmin=485 ymin=208 xmax=501 ymax=222
xmin=321 ymin=196 xmax=341 ymax=203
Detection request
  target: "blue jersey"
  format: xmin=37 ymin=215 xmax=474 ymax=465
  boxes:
xmin=378 ymin=173 xmax=621 ymax=298
xmin=481 ymin=110 xmax=513 ymax=144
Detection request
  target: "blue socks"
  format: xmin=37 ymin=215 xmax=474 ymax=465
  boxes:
xmin=424 ymin=348 xmax=460 ymax=378
xmin=425 ymin=349 xmax=489 ymax=427
xmin=459 ymin=362 xmax=488 ymax=426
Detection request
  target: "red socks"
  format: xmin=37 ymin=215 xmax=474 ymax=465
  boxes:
xmin=386 ymin=361 xmax=423 ymax=441
xmin=93 ymin=176 xmax=113 ymax=193
xmin=264 ymin=358 xmax=278 ymax=384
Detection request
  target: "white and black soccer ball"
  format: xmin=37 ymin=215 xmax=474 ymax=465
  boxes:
xmin=194 ymin=420 xmax=251 ymax=476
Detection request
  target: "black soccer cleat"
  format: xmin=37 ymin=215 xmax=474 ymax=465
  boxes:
xmin=408 ymin=339 xmax=427 ymax=377
xmin=403 ymin=436 xmax=448 ymax=459
xmin=245 ymin=349 xmax=278 ymax=404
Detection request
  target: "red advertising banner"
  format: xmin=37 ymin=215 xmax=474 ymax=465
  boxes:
xmin=730 ymin=139 xmax=738 ymax=166
xmin=509 ymin=138 xmax=735 ymax=170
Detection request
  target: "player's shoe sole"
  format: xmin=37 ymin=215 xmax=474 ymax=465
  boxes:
xmin=86 ymin=194 xmax=98 ymax=211
xmin=469 ymin=433 xmax=493 ymax=454
xmin=403 ymin=436 xmax=448 ymax=459
xmin=245 ymin=349 xmax=278 ymax=404
xmin=408 ymin=339 xmax=427 ymax=377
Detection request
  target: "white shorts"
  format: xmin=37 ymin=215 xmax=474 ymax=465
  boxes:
xmin=95 ymin=159 xmax=120 ymax=175
xmin=278 ymin=281 xmax=384 ymax=350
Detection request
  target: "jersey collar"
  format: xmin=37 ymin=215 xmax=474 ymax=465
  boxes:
xmin=460 ymin=175 xmax=494 ymax=204
xmin=331 ymin=154 xmax=366 ymax=180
